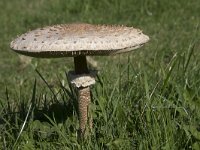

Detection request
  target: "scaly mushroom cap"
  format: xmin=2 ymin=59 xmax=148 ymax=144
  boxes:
xmin=10 ymin=23 xmax=149 ymax=57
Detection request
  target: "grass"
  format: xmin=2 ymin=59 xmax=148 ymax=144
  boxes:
xmin=0 ymin=0 xmax=200 ymax=149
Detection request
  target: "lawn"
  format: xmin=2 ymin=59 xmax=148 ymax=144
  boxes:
xmin=0 ymin=0 xmax=200 ymax=149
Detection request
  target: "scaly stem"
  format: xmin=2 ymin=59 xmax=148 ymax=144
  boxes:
xmin=77 ymin=87 xmax=92 ymax=137
xmin=74 ymin=56 xmax=92 ymax=138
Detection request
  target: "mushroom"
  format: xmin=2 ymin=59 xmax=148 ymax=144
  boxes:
xmin=10 ymin=23 xmax=149 ymax=138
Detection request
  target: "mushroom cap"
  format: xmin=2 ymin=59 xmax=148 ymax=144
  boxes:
xmin=10 ymin=23 xmax=149 ymax=58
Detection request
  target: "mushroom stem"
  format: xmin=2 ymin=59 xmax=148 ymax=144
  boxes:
xmin=73 ymin=56 xmax=92 ymax=138
xmin=77 ymin=86 xmax=92 ymax=137
xmin=74 ymin=56 xmax=89 ymax=74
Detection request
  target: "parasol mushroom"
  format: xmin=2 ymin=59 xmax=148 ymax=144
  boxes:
xmin=10 ymin=23 xmax=149 ymax=138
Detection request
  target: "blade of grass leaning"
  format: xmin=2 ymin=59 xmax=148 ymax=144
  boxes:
xmin=35 ymin=69 xmax=58 ymax=101
xmin=13 ymin=79 xmax=36 ymax=148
